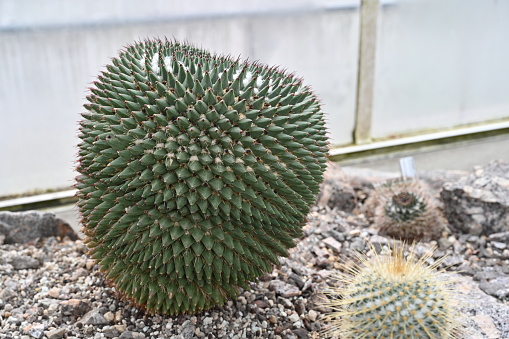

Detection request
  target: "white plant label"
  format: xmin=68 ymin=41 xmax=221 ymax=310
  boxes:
xmin=399 ymin=156 xmax=417 ymax=178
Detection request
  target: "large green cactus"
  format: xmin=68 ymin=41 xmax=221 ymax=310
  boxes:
xmin=76 ymin=39 xmax=328 ymax=315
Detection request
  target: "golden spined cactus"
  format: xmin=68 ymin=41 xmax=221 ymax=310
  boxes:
xmin=321 ymin=243 xmax=463 ymax=339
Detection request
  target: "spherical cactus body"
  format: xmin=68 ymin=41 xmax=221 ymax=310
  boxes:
xmin=76 ymin=39 xmax=328 ymax=315
xmin=321 ymin=243 xmax=462 ymax=339
xmin=373 ymin=178 xmax=445 ymax=241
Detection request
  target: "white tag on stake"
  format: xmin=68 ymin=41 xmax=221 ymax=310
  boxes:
xmin=399 ymin=156 xmax=417 ymax=178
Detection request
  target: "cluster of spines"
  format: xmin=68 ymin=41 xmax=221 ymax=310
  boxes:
xmin=76 ymin=39 xmax=328 ymax=314
xmin=384 ymin=190 xmax=427 ymax=222
xmin=368 ymin=178 xmax=444 ymax=241
xmin=321 ymin=243 xmax=462 ymax=339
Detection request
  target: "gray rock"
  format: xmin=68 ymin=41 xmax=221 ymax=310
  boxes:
xmin=60 ymin=299 xmax=92 ymax=317
xmin=103 ymin=326 xmax=121 ymax=338
xmin=441 ymin=160 xmax=509 ymax=235
xmin=307 ymin=292 xmax=330 ymax=313
xmin=119 ymin=332 xmax=134 ymax=339
xmin=317 ymin=163 xmax=357 ymax=212
xmin=322 ymin=237 xmax=342 ymax=253
xmin=2 ymin=254 xmax=40 ymax=270
xmin=455 ymin=274 xmax=509 ymax=338
xmin=0 ymin=287 xmax=17 ymax=301
xmin=292 ymin=327 xmax=309 ymax=339
xmin=180 ymin=320 xmax=195 ymax=339
xmin=79 ymin=308 xmax=109 ymax=325
xmin=119 ymin=331 xmax=146 ymax=339
xmin=479 ymin=276 xmax=509 ymax=300
xmin=269 ymin=280 xmax=301 ymax=298
xmin=350 ymin=237 xmax=366 ymax=252
xmin=488 ymin=231 xmax=509 ymax=243
xmin=23 ymin=323 xmax=45 ymax=338
xmin=44 ymin=328 xmax=66 ymax=339
xmin=0 ymin=211 xmax=78 ymax=244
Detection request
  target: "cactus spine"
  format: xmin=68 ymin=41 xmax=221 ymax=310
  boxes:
xmin=321 ymin=243 xmax=462 ymax=339
xmin=76 ymin=39 xmax=328 ymax=315
xmin=372 ymin=178 xmax=445 ymax=241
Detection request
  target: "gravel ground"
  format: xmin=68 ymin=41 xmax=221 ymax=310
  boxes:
xmin=1 ymin=166 xmax=509 ymax=339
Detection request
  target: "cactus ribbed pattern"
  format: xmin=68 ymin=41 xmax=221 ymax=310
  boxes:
xmin=76 ymin=39 xmax=328 ymax=315
xmin=321 ymin=244 xmax=462 ymax=339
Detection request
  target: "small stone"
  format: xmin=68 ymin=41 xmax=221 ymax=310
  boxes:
xmin=269 ymin=280 xmax=301 ymax=297
xmin=292 ymin=328 xmax=309 ymax=339
xmin=119 ymin=332 xmax=134 ymax=339
xmin=60 ymin=299 xmax=92 ymax=317
xmin=479 ymin=276 xmax=509 ymax=299
xmin=491 ymin=241 xmax=507 ymax=250
xmin=71 ymin=268 xmax=88 ymax=280
xmin=85 ymin=259 xmax=96 ymax=270
xmin=307 ymin=310 xmax=318 ymax=322
xmin=294 ymin=299 xmax=306 ymax=315
xmin=5 ymin=254 xmax=41 ymax=270
xmin=278 ymin=297 xmax=293 ymax=309
xmin=202 ymin=317 xmax=213 ymax=326
xmin=254 ymin=300 xmax=268 ymax=308
xmin=48 ymin=287 xmax=61 ymax=299
xmin=307 ymin=293 xmax=330 ymax=313
xmin=268 ymin=315 xmax=278 ymax=324
xmin=114 ymin=324 xmax=127 ymax=332
xmin=0 ymin=288 xmax=17 ymax=301
xmin=322 ymin=237 xmax=342 ymax=253
xmin=288 ymin=273 xmax=305 ymax=289
xmin=44 ymin=328 xmax=66 ymax=339
xmin=23 ymin=323 xmax=45 ymax=338
xmin=289 ymin=313 xmax=300 ymax=323
xmin=350 ymin=237 xmax=366 ymax=252
xmin=103 ymin=326 xmax=120 ymax=338
xmin=104 ymin=311 xmax=115 ymax=322
xmin=180 ymin=320 xmax=195 ymax=339
xmin=79 ymin=308 xmax=109 ymax=325
xmin=443 ymin=255 xmax=463 ymax=267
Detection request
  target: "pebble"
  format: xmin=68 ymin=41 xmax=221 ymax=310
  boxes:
xmin=45 ymin=328 xmax=66 ymax=339
xmin=288 ymin=313 xmax=300 ymax=323
xmin=269 ymin=280 xmax=301 ymax=298
xmin=104 ymin=311 xmax=115 ymax=322
xmin=307 ymin=310 xmax=318 ymax=322
xmin=23 ymin=323 xmax=45 ymax=338
xmin=268 ymin=315 xmax=278 ymax=324
xmin=80 ymin=309 xmax=109 ymax=325
xmin=48 ymin=287 xmax=61 ymax=299
xmin=322 ymin=237 xmax=342 ymax=253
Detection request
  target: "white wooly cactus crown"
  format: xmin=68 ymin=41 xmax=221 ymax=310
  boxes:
xmin=321 ymin=242 xmax=463 ymax=339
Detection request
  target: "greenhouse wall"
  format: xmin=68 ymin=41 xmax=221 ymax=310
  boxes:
xmin=0 ymin=0 xmax=507 ymax=196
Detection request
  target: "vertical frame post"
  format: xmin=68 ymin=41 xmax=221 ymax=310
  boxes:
xmin=354 ymin=0 xmax=380 ymax=144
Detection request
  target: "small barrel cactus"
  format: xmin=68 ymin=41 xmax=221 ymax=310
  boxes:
xmin=76 ymin=39 xmax=328 ymax=315
xmin=370 ymin=178 xmax=445 ymax=241
xmin=321 ymin=243 xmax=462 ymax=338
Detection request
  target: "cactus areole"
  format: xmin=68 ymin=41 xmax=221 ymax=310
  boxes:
xmin=76 ymin=39 xmax=328 ymax=315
